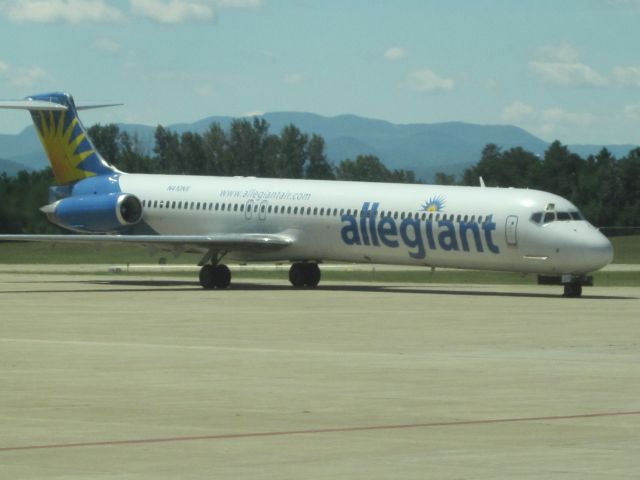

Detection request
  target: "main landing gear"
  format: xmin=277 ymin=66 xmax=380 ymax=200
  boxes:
xmin=197 ymin=261 xmax=322 ymax=289
xmin=288 ymin=262 xmax=321 ymax=288
xmin=199 ymin=264 xmax=231 ymax=289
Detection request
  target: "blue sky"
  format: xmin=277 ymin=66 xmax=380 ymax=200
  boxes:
xmin=0 ymin=0 xmax=639 ymax=145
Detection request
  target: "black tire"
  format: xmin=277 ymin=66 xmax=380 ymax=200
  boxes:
xmin=563 ymin=282 xmax=582 ymax=298
xmin=199 ymin=264 xmax=216 ymax=289
xmin=213 ymin=264 xmax=231 ymax=289
xmin=289 ymin=263 xmax=306 ymax=287
xmin=303 ymin=263 xmax=321 ymax=287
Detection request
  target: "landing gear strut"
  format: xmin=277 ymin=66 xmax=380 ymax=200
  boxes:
xmin=289 ymin=262 xmax=321 ymax=288
xmin=199 ymin=264 xmax=231 ymax=289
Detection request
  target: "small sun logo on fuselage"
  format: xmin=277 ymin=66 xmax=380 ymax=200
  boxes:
xmin=421 ymin=195 xmax=446 ymax=212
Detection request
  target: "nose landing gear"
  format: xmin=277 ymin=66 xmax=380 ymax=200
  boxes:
xmin=538 ymin=274 xmax=593 ymax=298
xmin=563 ymin=281 xmax=583 ymax=298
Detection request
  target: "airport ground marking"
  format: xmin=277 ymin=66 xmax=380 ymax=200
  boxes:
xmin=1 ymin=410 xmax=639 ymax=453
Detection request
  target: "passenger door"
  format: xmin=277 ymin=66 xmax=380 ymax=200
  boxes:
xmin=505 ymin=215 xmax=518 ymax=245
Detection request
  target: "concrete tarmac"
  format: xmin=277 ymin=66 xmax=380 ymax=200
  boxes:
xmin=0 ymin=271 xmax=639 ymax=479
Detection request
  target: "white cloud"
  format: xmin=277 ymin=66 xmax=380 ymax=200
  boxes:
xmin=384 ymin=47 xmax=406 ymax=61
xmin=0 ymin=59 xmax=48 ymax=87
xmin=93 ymin=37 xmax=123 ymax=54
xmin=283 ymin=72 xmax=303 ymax=85
xmin=500 ymin=100 xmax=597 ymax=140
xmin=194 ymin=84 xmax=215 ymax=97
xmin=529 ymin=43 xmax=607 ymax=87
xmin=624 ymin=104 xmax=640 ymax=121
xmin=0 ymin=0 xmax=124 ymax=23
xmin=529 ymin=61 xmax=607 ymax=87
xmin=613 ymin=66 xmax=640 ymax=87
xmin=532 ymin=43 xmax=580 ymax=63
xmin=501 ymin=101 xmax=535 ymax=122
xmin=401 ymin=69 xmax=453 ymax=93
xmin=131 ymin=0 xmax=215 ymax=23
xmin=0 ymin=0 xmax=262 ymax=23
xmin=217 ymin=0 xmax=262 ymax=7
xmin=130 ymin=0 xmax=261 ymax=23
xmin=244 ymin=110 xmax=264 ymax=117
xmin=541 ymin=107 xmax=595 ymax=127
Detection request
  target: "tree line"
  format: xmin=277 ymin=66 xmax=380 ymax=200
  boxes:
xmin=87 ymin=120 xmax=414 ymax=183
xmin=454 ymin=142 xmax=640 ymax=232
xmin=1 ymin=118 xmax=638 ymax=234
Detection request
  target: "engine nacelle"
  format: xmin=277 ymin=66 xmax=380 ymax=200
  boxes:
xmin=42 ymin=193 xmax=143 ymax=233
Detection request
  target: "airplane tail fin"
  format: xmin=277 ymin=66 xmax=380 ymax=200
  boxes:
xmin=0 ymin=92 xmax=121 ymax=185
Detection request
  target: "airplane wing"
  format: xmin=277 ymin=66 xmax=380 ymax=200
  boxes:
xmin=0 ymin=233 xmax=294 ymax=263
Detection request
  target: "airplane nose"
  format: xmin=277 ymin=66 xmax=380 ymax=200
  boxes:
xmin=586 ymin=230 xmax=614 ymax=271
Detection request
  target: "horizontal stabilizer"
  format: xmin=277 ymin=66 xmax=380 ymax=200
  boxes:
xmin=76 ymin=103 xmax=123 ymax=111
xmin=0 ymin=100 xmax=67 ymax=111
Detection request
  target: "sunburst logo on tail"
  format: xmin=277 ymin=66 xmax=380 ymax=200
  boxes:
xmin=421 ymin=195 xmax=446 ymax=212
xmin=32 ymin=109 xmax=98 ymax=184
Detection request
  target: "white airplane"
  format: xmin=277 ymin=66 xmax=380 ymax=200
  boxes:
xmin=0 ymin=92 xmax=613 ymax=297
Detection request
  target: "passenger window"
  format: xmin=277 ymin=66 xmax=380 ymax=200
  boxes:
xmin=478 ymin=215 xmax=483 ymax=223
xmin=314 ymin=207 xmax=318 ymax=215
xmin=220 ymin=203 xmax=225 ymax=211
xmin=287 ymin=206 xmax=292 ymax=214
xmin=333 ymin=208 xmax=338 ymax=216
xmin=530 ymin=212 xmax=542 ymax=224
xmin=340 ymin=208 xmax=345 ymax=216
xmin=215 ymin=203 xmax=219 ymax=211
xmin=543 ymin=212 xmax=555 ymax=223
xmin=294 ymin=206 xmax=298 ymax=214
xmin=557 ymin=212 xmax=571 ymax=221
xmin=393 ymin=211 xmax=398 ymax=220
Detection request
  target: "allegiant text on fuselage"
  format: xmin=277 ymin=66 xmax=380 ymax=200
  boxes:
xmin=340 ymin=202 xmax=500 ymax=260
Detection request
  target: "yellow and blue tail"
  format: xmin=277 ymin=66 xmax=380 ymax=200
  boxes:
xmin=0 ymin=92 xmax=119 ymax=185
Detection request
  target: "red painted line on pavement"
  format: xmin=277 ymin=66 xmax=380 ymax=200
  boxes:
xmin=1 ymin=410 xmax=638 ymax=453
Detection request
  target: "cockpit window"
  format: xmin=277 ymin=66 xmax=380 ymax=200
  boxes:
xmin=530 ymin=212 xmax=542 ymax=224
xmin=570 ymin=211 xmax=584 ymax=220
xmin=557 ymin=211 xmax=571 ymax=221
xmin=543 ymin=212 xmax=555 ymax=223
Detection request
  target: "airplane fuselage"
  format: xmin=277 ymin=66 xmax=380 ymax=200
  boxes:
xmin=114 ymin=173 xmax=612 ymax=276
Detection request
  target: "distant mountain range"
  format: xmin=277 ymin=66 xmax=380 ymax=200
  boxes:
xmin=1 ymin=112 xmax=637 ymax=181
